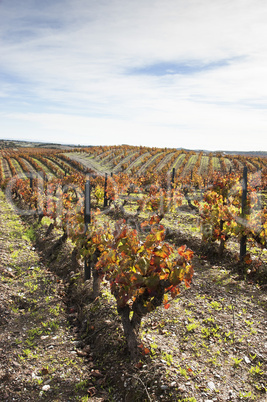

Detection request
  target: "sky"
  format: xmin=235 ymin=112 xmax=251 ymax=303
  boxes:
xmin=1 ymin=0 xmax=267 ymax=152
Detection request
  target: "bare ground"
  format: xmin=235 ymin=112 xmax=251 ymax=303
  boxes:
xmin=0 ymin=189 xmax=266 ymax=401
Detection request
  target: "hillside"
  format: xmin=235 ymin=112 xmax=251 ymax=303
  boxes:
xmin=0 ymin=143 xmax=266 ymax=183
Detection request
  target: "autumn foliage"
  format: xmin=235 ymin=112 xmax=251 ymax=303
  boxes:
xmin=93 ymin=217 xmax=193 ymax=359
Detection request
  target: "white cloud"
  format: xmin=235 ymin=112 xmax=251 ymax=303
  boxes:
xmin=4 ymin=103 xmax=267 ymax=151
xmin=0 ymin=0 xmax=267 ymax=151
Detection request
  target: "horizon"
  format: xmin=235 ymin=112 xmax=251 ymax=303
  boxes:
xmin=1 ymin=138 xmax=266 ymax=155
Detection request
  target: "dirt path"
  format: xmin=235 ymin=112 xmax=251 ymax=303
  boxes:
xmin=0 ymin=191 xmax=104 ymax=401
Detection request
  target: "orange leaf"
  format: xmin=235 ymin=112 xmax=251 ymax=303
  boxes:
xmin=178 ymin=245 xmax=186 ymax=253
xmin=141 ymin=221 xmax=149 ymax=229
xmin=143 ymin=347 xmax=150 ymax=355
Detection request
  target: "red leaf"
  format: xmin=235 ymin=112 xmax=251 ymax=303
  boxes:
xmin=143 ymin=347 xmax=150 ymax=355
xmin=135 ymin=362 xmax=143 ymax=369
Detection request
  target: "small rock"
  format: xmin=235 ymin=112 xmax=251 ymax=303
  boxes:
xmin=77 ymin=349 xmax=88 ymax=357
xmin=42 ymin=384 xmax=50 ymax=392
xmin=41 ymin=335 xmax=49 ymax=340
xmin=244 ymin=356 xmax=251 ymax=364
xmin=178 ymin=385 xmax=186 ymax=392
xmin=208 ymin=381 xmax=216 ymax=391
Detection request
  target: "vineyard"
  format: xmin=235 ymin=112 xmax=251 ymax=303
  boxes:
xmin=0 ymin=143 xmax=267 ymax=401
xmin=1 ymin=144 xmax=267 ymax=179
xmin=1 ymin=144 xmax=267 ymax=263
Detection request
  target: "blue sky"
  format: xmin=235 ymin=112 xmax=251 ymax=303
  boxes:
xmin=1 ymin=0 xmax=267 ymax=151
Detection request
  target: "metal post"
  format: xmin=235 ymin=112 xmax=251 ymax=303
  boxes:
xmin=84 ymin=178 xmax=91 ymax=231
xmin=171 ymin=168 xmax=175 ymax=189
xmin=104 ymin=173 xmax=108 ymax=207
xmin=84 ymin=177 xmax=91 ymax=280
xmin=240 ymin=166 xmax=248 ymax=261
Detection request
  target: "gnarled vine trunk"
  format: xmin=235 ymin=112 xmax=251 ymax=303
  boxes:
xmin=118 ymin=304 xmax=141 ymax=361
xmin=117 ymin=287 xmax=165 ymax=361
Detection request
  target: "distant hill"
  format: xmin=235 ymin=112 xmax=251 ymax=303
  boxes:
xmin=221 ymin=150 xmax=267 ymax=157
xmin=0 ymin=139 xmax=78 ymax=150
xmin=0 ymin=139 xmax=266 ymax=157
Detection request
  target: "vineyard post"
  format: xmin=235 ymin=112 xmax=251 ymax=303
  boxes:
xmin=104 ymin=173 xmax=108 ymax=207
xmin=43 ymin=173 xmax=48 ymax=191
xmin=84 ymin=176 xmax=91 ymax=280
xmin=36 ymin=172 xmax=45 ymax=218
xmin=171 ymin=168 xmax=175 ymax=189
xmin=29 ymin=173 xmax=33 ymax=189
xmin=169 ymin=167 xmax=176 ymax=212
xmin=240 ymin=165 xmax=248 ymax=261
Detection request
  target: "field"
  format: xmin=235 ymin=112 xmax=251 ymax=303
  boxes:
xmin=1 ymin=142 xmax=267 ymax=179
xmin=0 ymin=142 xmax=266 ymax=401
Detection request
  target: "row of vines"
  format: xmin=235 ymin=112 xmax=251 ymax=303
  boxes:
xmin=3 ymin=172 xmax=194 ymax=360
xmin=1 ymin=146 xmax=266 ymax=182
xmin=0 ymin=146 xmax=266 ymax=358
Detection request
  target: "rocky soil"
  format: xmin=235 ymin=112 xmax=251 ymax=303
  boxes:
xmin=0 ymin=189 xmax=266 ymax=401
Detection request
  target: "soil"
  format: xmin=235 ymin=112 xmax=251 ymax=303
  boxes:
xmin=0 ymin=189 xmax=266 ymax=402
